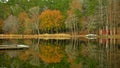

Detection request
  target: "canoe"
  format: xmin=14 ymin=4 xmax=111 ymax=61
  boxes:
xmin=0 ymin=45 xmax=29 ymax=50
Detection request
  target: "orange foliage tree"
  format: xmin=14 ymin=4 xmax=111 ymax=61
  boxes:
xmin=39 ymin=10 xmax=63 ymax=33
xmin=18 ymin=12 xmax=29 ymax=22
xmin=18 ymin=12 xmax=32 ymax=34
xmin=39 ymin=45 xmax=64 ymax=63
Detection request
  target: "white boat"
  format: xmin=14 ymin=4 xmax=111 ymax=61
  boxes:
xmin=85 ymin=34 xmax=98 ymax=39
xmin=85 ymin=34 xmax=97 ymax=37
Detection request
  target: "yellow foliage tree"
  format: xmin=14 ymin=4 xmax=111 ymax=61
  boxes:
xmin=39 ymin=10 xmax=63 ymax=33
xmin=39 ymin=45 xmax=64 ymax=63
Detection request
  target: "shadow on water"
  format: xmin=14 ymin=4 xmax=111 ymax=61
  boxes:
xmin=0 ymin=38 xmax=119 ymax=68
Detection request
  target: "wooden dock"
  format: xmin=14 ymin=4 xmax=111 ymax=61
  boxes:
xmin=0 ymin=45 xmax=29 ymax=50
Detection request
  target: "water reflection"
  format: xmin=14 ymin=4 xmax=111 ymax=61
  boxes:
xmin=0 ymin=38 xmax=119 ymax=68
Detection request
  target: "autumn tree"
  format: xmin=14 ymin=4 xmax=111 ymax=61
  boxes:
xmin=39 ymin=10 xmax=63 ymax=33
xmin=18 ymin=12 xmax=32 ymax=34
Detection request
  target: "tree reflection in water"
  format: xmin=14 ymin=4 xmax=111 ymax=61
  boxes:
xmin=0 ymin=38 xmax=119 ymax=68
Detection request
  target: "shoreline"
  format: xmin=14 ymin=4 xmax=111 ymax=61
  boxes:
xmin=0 ymin=34 xmax=120 ymax=39
xmin=0 ymin=34 xmax=72 ymax=39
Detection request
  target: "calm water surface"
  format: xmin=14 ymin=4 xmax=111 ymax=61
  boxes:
xmin=0 ymin=38 xmax=119 ymax=68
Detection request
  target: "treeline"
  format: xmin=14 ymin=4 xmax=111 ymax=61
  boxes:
xmin=0 ymin=0 xmax=119 ymax=35
xmin=0 ymin=0 xmax=86 ymax=34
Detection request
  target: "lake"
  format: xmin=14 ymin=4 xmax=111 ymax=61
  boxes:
xmin=0 ymin=38 xmax=119 ymax=68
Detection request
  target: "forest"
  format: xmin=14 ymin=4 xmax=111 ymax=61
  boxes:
xmin=0 ymin=0 xmax=120 ymax=35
